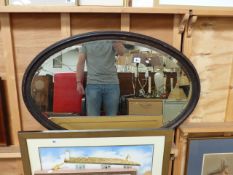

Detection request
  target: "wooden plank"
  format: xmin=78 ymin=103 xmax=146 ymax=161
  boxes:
xmin=0 ymin=6 xmax=232 ymax=16
xmin=0 ymin=159 xmax=23 ymax=175
xmin=172 ymin=14 xmax=182 ymax=50
xmin=0 ymin=0 xmax=5 ymax=6
xmin=50 ymin=116 xmax=163 ymax=130
xmin=0 ymin=153 xmax=21 ymax=158
xmin=225 ymin=58 xmax=233 ymax=121
xmin=130 ymin=14 xmax=174 ymax=44
xmin=0 ymin=145 xmax=20 ymax=152
xmin=0 ymin=13 xmax=21 ymax=145
xmin=121 ymin=13 xmax=130 ymax=32
xmin=50 ymin=115 xmax=162 ymax=122
xmin=0 ymin=6 xmax=189 ymax=14
xmin=173 ymin=129 xmax=182 ymax=175
xmin=180 ymin=122 xmax=233 ymax=133
xmin=0 ymin=22 xmax=6 ymax=78
xmin=182 ymin=19 xmax=192 ymax=57
xmin=0 ymin=145 xmax=21 ymax=158
xmin=186 ymin=17 xmax=233 ymax=123
xmin=35 ymin=169 xmax=137 ymax=175
xmin=191 ymin=7 xmax=233 ymax=16
xmin=71 ymin=13 xmax=121 ymax=35
xmin=61 ymin=13 xmax=71 ymax=38
xmin=11 ymin=13 xmax=61 ymax=131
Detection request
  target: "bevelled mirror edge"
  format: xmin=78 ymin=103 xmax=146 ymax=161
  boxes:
xmin=22 ymin=31 xmax=201 ymax=130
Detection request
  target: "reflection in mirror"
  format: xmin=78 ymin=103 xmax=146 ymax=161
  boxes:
xmin=31 ymin=40 xmax=191 ymax=127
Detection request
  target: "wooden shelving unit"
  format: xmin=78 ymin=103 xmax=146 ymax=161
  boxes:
xmin=0 ymin=145 xmax=21 ymax=158
xmin=0 ymin=2 xmax=232 ymax=174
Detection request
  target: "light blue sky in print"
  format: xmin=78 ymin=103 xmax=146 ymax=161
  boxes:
xmin=39 ymin=145 xmax=154 ymax=174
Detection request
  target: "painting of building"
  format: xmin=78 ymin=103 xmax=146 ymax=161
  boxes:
xmin=34 ymin=145 xmax=154 ymax=175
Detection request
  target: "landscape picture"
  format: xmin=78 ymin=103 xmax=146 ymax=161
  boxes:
xmin=35 ymin=145 xmax=154 ymax=175
xmin=201 ymin=153 xmax=233 ymax=175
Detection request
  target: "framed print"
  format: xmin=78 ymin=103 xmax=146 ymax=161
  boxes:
xmin=202 ymin=153 xmax=233 ymax=175
xmin=185 ymin=137 xmax=233 ymax=175
xmin=19 ymin=129 xmax=173 ymax=175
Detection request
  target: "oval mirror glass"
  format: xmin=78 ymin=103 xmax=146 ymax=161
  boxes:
xmin=23 ymin=31 xmax=200 ymax=130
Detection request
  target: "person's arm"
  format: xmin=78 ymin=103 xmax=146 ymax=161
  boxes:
xmin=76 ymin=52 xmax=86 ymax=95
xmin=113 ymin=41 xmax=125 ymax=56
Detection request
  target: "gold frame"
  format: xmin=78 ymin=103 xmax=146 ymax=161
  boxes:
xmin=19 ymin=129 xmax=173 ymax=175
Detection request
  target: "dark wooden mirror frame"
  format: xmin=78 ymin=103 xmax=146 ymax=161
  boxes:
xmin=22 ymin=31 xmax=200 ymax=130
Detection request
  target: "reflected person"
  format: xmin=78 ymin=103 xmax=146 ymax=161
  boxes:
xmin=76 ymin=40 xmax=125 ymax=116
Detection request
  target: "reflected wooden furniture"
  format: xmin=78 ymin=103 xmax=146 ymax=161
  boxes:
xmin=50 ymin=115 xmax=163 ymax=129
xmin=118 ymin=73 xmax=154 ymax=96
xmin=127 ymin=98 xmax=163 ymax=116
xmin=163 ymin=99 xmax=187 ymax=123
xmin=31 ymin=75 xmax=53 ymax=112
xmin=173 ymin=122 xmax=233 ymax=175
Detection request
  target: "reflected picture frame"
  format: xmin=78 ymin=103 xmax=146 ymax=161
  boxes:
xmin=52 ymin=55 xmax=63 ymax=68
xmin=19 ymin=129 xmax=173 ymax=175
xmin=185 ymin=136 xmax=233 ymax=175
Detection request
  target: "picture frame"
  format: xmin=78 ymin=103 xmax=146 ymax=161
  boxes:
xmin=53 ymin=55 xmax=62 ymax=68
xmin=185 ymin=136 xmax=233 ymax=175
xmin=19 ymin=129 xmax=173 ymax=175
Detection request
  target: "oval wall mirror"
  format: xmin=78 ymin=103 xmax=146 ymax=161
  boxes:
xmin=22 ymin=31 xmax=200 ymax=130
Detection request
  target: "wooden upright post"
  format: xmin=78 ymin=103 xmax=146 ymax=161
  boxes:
xmin=225 ymin=58 xmax=233 ymax=121
xmin=61 ymin=13 xmax=71 ymax=38
xmin=172 ymin=15 xmax=183 ymax=50
xmin=0 ymin=0 xmax=6 ymax=6
xmin=0 ymin=13 xmax=22 ymax=145
xmin=121 ymin=13 xmax=130 ymax=32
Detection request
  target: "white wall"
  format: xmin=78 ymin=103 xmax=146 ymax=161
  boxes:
xmin=39 ymin=49 xmax=78 ymax=76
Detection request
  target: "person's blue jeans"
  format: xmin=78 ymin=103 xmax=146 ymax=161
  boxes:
xmin=86 ymin=84 xmax=120 ymax=116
